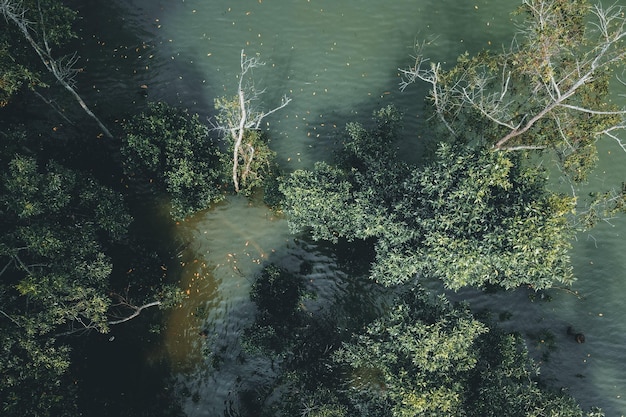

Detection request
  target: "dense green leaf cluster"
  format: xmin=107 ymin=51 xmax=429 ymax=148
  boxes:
xmin=242 ymin=264 xmax=308 ymax=355
xmin=331 ymin=288 xmax=589 ymax=417
xmin=0 ymin=153 xmax=132 ymax=416
xmin=246 ymin=282 xmax=602 ymax=417
xmin=0 ymin=155 xmax=131 ymax=332
xmin=282 ymin=107 xmax=575 ymax=290
xmin=122 ymin=102 xmax=226 ymax=220
xmin=0 ymin=329 xmax=77 ymax=417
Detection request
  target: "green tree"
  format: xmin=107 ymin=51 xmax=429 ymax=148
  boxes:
xmin=0 ymin=326 xmax=77 ymax=417
xmin=241 ymin=264 xmax=308 ymax=358
xmin=0 ymin=154 xmax=129 ymax=416
xmin=282 ymin=107 xmax=575 ymax=290
xmin=0 ymin=153 xmax=182 ymax=416
xmin=245 ymin=284 xmax=602 ymax=417
xmin=332 ymin=287 xmax=602 ymax=417
xmin=0 ymin=155 xmax=131 ymax=333
xmin=334 ymin=290 xmax=488 ymax=416
xmin=399 ymin=0 xmax=626 ymax=181
xmin=121 ymin=101 xmax=225 ymax=220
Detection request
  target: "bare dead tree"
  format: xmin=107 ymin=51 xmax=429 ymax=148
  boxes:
xmin=0 ymin=0 xmax=113 ymax=138
xmin=399 ymin=1 xmax=626 ymax=154
xmin=213 ymin=49 xmax=291 ymax=192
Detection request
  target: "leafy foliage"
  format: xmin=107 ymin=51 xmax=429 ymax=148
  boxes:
xmin=282 ymin=107 xmax=575 ymax=290
xmin=333 ymin=288 xmax=602 ymax=417
xmin=390 ymin=144 xmax=575 ymax=289
xmin=121 ymin=102 xmax=226 ymax=220
xmin=0 ymin=154 xmax=132 ymax=416
xmin=0 ymin=41 xmax=40 ymax=106
xmin=0 ymin=328 xmax=77 ymax=417
xmin=242 ymin=264 xmax=308 ymax=356
xmin=401 ymin=0 xmax=626 ymax=181
xmin=246 ymin=284 xmax=602 ymax=417
xmin=334 ymin=290 xmax=488 ymax=416
xmin=0 ymin=155 xmax=131 ymax=332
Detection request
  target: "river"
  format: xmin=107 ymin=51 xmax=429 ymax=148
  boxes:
xmin=77 ymin=1 xmax=626 ymax=415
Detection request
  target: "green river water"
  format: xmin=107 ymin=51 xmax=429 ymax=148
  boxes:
xmin=77 ymin=1 xmax=626 ymax=415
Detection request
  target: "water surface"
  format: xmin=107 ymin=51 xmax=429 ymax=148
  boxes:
xmin=80 ymin=0 xmax=626 ymax=415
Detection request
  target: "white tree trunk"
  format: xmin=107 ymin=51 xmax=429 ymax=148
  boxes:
xmin=221 ymin=49 xmax=291 ymax=192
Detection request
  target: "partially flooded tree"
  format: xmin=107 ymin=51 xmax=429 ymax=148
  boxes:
xmin=400 ymin=0 xmax=626 ymax=180
xmin=281 ymin=107 xmax=576 ymax=290
xmin=0 ymin=0 xmax=113 ymax=138
xmin=213 ymin=49 xmax=291 ymax=192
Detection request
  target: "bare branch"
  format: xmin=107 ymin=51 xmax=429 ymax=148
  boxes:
xmin=214 ymin=49 xmax=291 ymax=192
xmin=399 ymin=1 xmax=626 ymax=159
xmin=0 ymin=259 xmax=13 ymax=277
xmin=597 ymin=125 xmax=626 ymax=152
xmin=499 ymin=144 xmax=547 ymax=151
xmin=399 ymin=43 xmax=457 ymax=136
xmin=0 ymin=309 xmax=21 ymax=326
xmin=32 ymin=90 xmax=75 ymax=125
xmin=107 ymin=300 xmax=161 ymax=325
xmin=0 ymin=0 xmax=113 ymax=138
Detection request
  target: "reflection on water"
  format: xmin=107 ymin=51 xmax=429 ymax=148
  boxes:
xmin=111 ymin=0 xmax=512 ymax=168
xmin=85 ymin=0 xmax=626 ymax=414
xmin=159 ymin=196 xmax=386 ymax=416
xmin=161 ymin=197 xmax=286 ymax=372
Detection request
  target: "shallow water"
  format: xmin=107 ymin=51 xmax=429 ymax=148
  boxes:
xmin=78 ymin=0 xmax=626 ymax=415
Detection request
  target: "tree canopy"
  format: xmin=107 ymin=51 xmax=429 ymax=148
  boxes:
xmin=1 ymin=0 xmax=623 ymax=416
xmin=0 ymin=0 xmax=76 ymax=106
xmin=0 ymin=153 xmax=130 ymax=416
xmin=243 ymin=274 xmax=603 ymax=417
xmin=399 ymin=0 xmax=626 ymax=181
xmin=282 ymin=106 xmax=576 ymax=290
xmin=332 ymin=288 xmax=599 ymax=417
xmin=121 ymin=101 xmax=226 ymax=220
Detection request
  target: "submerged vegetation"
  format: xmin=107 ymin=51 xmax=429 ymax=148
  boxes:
xmin=1 ymin=0 xmax=625 ymax=416
xmin=243 ymin=271 xmax=602 ymax=416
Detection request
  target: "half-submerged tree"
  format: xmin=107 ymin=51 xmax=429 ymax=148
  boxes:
xmin=213 ymin=49 xmax=291 ymax=193
xmin=0 ymin=0 xmax=113 ymax=138
xmin=399 ymin=0 xmax=626 ymax=180
xmin=331 ymin=288 xmax=604 ymax=417
xmin=246 ymin=285 xmax=603 ymax=417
